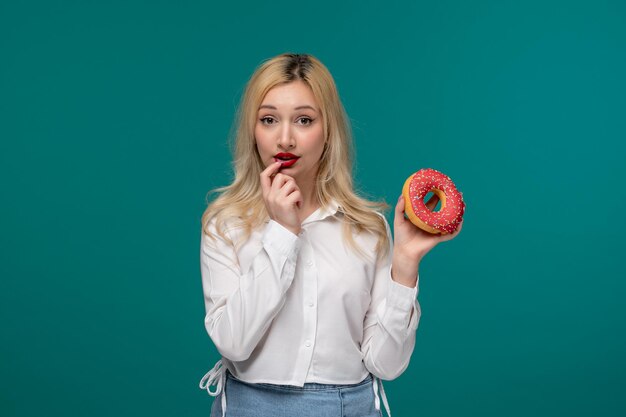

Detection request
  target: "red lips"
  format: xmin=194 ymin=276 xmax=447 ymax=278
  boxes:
xmin=274 ymin=152 xmax=300 ymax=168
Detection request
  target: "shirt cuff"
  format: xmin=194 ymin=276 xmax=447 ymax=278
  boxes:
xmin=386 ymin=267 xmax=419 ymax=312
xmin=262 ymin=219 xmax=301 ymax=258
xmin=387 ymin=267 xmax=421 ymax=331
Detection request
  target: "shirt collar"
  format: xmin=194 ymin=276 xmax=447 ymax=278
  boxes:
xmin=301 ymin=198 xmax=342 ymax=225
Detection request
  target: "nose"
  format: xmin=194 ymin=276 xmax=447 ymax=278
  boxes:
xmin=277 ymin=123 xmax=295 ymax=149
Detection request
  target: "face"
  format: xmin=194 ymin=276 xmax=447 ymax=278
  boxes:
xmin=254 ymin=80 xmax=325 ymax=184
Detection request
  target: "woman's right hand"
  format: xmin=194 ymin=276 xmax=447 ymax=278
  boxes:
xmin=260 ymin=161 xmax=303 ymax=235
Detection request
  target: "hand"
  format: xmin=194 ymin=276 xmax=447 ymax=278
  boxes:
xmin=391 ymin=194 xmax=464 ymax=285
xmin=260 ymin=161 xmax=303 ymax=235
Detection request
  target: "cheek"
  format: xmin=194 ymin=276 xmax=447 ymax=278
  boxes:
xmin=254 ymin=128 xmax=270 ymax=154
xmin=309 ymin=128 xmax=325 ymax=154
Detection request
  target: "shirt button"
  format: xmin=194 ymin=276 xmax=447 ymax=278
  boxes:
xmin=307 ymin=301 xmax=314 ymax=307
xmin=305 ymin=340 xmax=311 ymax=347
xmin=306 ymin=260 xmax=313 ymax=267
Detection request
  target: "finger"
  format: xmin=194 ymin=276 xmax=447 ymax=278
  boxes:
xmin=260 ymin=161 xmax=282 ymax=195
xmin=442 ymin=219 xmax=463 ymax=241
xmin=394 ymin=195 xmax=406 ymax=228
xmin=279 ymin=179 xmax=299 ymax=198
xmin=270 ymin=173 xmax=285 ymax=194
xmin=425 ymin=193 xmax=440 ymax=211
xmin=284 ymin=190 xmax=303 ymax=209
xmin=271 ymin=173 xmax=296 ymax=194
xmin=451 ymin=218 xmax=463 ymax=233
xmin=261 ymin=160 xmax=282 ymax=178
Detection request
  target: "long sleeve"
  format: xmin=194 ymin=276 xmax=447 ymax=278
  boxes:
xmin=361 ymin=216 xmax=421 ymax=380
xmin=201 ymin=219 xmax=301 ymax=362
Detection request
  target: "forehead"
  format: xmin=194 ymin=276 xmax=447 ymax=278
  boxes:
xmin=260 ymin=81 xmax=319 ymax=110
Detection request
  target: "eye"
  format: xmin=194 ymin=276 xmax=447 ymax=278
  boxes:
xmin=297 ymin=117 xmax=314 ymax=126
xmin=260 ymin=116 xmax=276 ymax=125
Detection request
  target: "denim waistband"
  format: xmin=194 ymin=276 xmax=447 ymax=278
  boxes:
xmin=199 ymin=359 xmax=390 ymax=417
xmin=226 ymin=369 xmax=373 ymax=392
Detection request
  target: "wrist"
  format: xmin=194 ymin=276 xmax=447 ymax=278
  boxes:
xmin=391 ymin=264 xmax=419 ymax=287
xmin=393 ymin=247 xmax=423 ymax=267
xmin=391 ymin=250 xmax=421 ymax=287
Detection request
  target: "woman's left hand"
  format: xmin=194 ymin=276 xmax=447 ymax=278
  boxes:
xmin=391 ymin=194 xmax=463 ymax=286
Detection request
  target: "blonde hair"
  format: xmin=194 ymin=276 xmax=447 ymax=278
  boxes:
xmin=201 ymin=53 xmax=389 ymax=259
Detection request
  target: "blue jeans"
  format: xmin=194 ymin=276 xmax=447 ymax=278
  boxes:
xmin=210 ymin=370 xmax=383 ymax=417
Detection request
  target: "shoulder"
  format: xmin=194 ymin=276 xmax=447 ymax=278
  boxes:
xmin=202 ymin=214 xmax=255 ymax=251
xmin=366 ymin=210 xmax=390 ymax=233
xmin=376 ymin=211 xmax=392 ymax=232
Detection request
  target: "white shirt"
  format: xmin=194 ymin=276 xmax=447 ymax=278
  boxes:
xmin=199 ymin=200 xmax=421 ymax=416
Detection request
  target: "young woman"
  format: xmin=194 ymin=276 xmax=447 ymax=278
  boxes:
xmin=199 ymin=53 xmax=462 ymax=417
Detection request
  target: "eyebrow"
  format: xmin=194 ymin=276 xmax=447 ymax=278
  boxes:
xmin=258 ymin=104 xmax=318 ymax=112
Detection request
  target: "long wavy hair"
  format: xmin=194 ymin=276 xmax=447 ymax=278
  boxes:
xmin=201 ymin=53 xmax=389 ymax=260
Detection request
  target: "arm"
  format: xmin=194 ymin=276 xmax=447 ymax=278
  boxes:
xmin=202 ymin=161 xmax=307 ymax=361
xmin=361 ymin=215 xmax=421 ymax=380
xmin=362 ymin=194 xmax=464 ymax=379
xmin=201 ymin=219 xmax=300 ymax=361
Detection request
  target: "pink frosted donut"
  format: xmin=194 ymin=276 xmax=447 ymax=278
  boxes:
xmin=402 ymin=168 xmax=465 ymax=234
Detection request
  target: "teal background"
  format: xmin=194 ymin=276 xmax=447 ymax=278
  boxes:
xmin=1 ymin=0 xmax=625 ymax=416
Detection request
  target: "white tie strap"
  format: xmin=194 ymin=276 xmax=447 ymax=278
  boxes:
xmin=199 ymin=359 xmax=227 ymax=417
xmin=372 ymin=375 xmax=391 ymax=416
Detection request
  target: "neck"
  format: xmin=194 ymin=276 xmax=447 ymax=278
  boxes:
xmin=295 ymin=178 xmax=319 ymax=222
